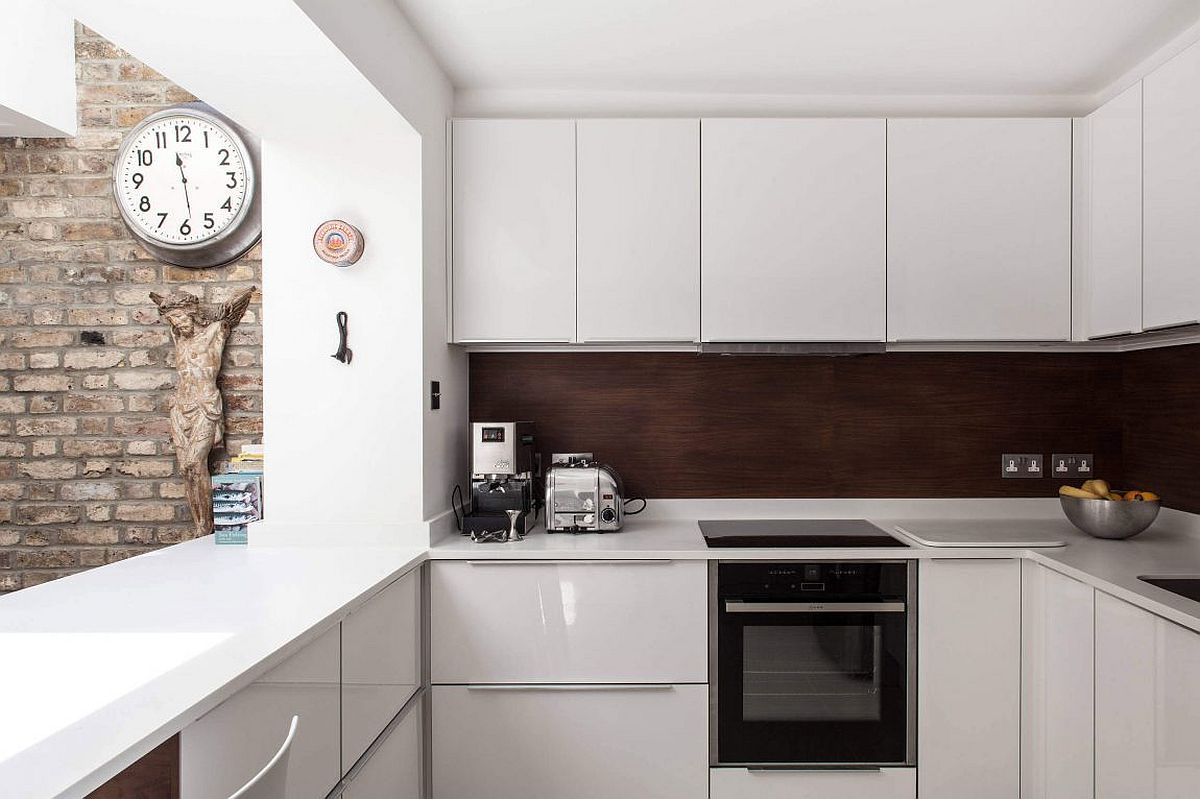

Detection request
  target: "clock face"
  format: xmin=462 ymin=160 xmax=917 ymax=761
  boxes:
xmin=116 ymin=112 xmax=252 ymax=247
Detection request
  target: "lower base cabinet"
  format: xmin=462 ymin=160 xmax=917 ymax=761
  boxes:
xmin=431 ymin=683 xmax=707 ymax=799
xmin=181 ymin=627 xmax=341 ymax=799
xmin=340 ymin=697 xmax=423 ymax=799
xmin=710 ymin=767 xmax=915 ymax=799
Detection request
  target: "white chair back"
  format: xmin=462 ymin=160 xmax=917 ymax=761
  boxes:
xmin=227 ymin=715 xmax=299 ymax=799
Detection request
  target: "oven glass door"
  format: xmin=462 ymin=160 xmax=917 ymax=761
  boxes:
xmin=717 ymin=601 xmax=909 ymax=765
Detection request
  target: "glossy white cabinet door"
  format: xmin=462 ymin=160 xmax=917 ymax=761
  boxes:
xmin=701 ymin=118 xmax=886 ymax=342
xmin=918 ymin=559 xmax=1020 ymax=799
xmin=452 ymin=119 xmax=576 ymax=342
xmin=887 ymin=118 xmax=1071 ymax=341
xmin=1144 ymin=41 xmax=1200 ymax=331
xmin=181 ymin=626 xmax=340 ymax=799
xmin=431 ymin=560 xmax=706 ymax=684
xmin=1088 ymin=83 xmax=1143 ymax=339
xmin=1020 ymin=561 xmax=1094 ymax=799
xmin=341 ymin=700 xmax=422 ymax=799
xmin=432 ymin=684 xmax=707 ymax=799
xmin=710 ymin=767 xmax=915 ymax=799
xmin=342 ymin=568 xmax=421 ymax=772
xmin=577 ymin=119 xmax=699 ymax=343
xmin=1096 ymin=591 xmax=1200 ymax=798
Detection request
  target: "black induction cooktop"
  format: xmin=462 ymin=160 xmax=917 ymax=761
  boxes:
xmin=699 ymin=519 xmax=909 ymax=548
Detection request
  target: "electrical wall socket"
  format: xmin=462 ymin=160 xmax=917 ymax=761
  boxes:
xmin=1001 ymin=453 xmax=1044 ymax=478
xmin=1051 ymin=454 xmax=1094 ymax=478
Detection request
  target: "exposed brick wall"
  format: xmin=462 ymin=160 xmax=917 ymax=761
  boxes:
xmin=0 ymin=25 xmax=263 ymax=591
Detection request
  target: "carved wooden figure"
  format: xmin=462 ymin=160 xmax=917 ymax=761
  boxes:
xmin=149 ymin=287 xmax=256 ymax=538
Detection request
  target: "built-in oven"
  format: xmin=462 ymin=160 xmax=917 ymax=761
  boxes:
xmin=711 ymin=560 xmax=916 ymax=767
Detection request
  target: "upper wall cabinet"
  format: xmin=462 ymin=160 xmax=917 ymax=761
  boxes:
xmin=887 ymin=119 xmax=1072 ymax=341
xmin=700 ymin=118 xmax=886 ymax=342
xmin=1085 ymin=83 xmax=1144 ymax=339
xmin=1144 ymin=41 xmax=1200 ymax=331
xmin=452 ymin=119 xmax=577 ymax=343
xmin=577 ymin=119 xmax=700 ymax=343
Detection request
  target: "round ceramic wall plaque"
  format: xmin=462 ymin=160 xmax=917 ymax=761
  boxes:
xmin=313 ymin=219 xmax=364 ymax=266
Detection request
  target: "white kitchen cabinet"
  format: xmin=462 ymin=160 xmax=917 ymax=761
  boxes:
xmin=340 ymin=698 xmax=423 ymax=799
xmin=181 ymin=626 xmax=341 ymax=799
xmin=700 ymin=118 xmax=886 ymax=342
xmin=1143 ymin=41 xmax=1200 ymax=331
xmin=918 ymin=558 xmax=1020 ymax=799
xmin=1095 ymin=591 xmax=1200 ymax=798
xmin=1087 ymin=83 xmax=1143 ymax=338
xmin=710 ymin=767 xmax=915 ymax=799
xmin=887 ymin=118 xmax=1071 ymax=341
xmin=432 ymin=684 xmax=707 ymax=799
xmin=342 ymin=567 xmax=421 ymax=772
xmin=452 ymin=119 xmax=576 ymax=343
xmin=1020 ymin=561 xmax=1094 ymax=799
xmin=576 ymin=119 xmax=700 ymax=342
xmin=431 ymin=560 xmax=706 ymax=684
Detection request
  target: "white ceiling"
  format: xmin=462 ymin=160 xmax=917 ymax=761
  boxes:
xmin=394 ymin=0 xmax=1200 ymax=97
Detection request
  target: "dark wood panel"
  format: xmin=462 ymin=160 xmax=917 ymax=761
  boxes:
xmin=1122 ymin=343 xmax=1200 ymax=514
xmin=86 ymin=735 xmax=178 ymax=799
xmin=469 ymin=352 xmax=1125 ymax=499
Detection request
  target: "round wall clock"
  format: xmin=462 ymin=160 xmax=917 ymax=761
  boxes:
xmin=113 ymin=102 xmax=261 ymax=268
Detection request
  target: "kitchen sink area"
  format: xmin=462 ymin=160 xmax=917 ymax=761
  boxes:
xmin=1139 ymin=576 xmax=1200 ymax=604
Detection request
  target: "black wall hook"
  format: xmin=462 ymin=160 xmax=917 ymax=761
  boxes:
xmin=332 ymin=311 xmax=352 ymax=364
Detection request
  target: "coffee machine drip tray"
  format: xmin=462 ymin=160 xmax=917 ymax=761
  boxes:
xmin=699 ymin=519 xmax=910 ymax=548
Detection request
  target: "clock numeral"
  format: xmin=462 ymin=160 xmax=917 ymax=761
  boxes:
xmin=221 ymin=197 xmax=233 ymax=212
xmin=136 ymin=149 xmax=153 ymax=167
xmin=225 ymin=172 xmax=238 ymax=189
xmin=131 ymin=172 xmax=144 ymax=189
xmin=180 ymin=220 xmax=192 ymax=236
xmin=218 ymin=148 xmax=231 ymax=166
xmin=175 ymin=124 xmax=192 ymax=143
xmin=139 ymin=196 xmax=151 ymax=212
xmin=154 ymin=131 xmax=167 ymax=149
xmin=204 ymin=213 xmax=215 ymax=230
xmin=156 ymin=212 xmax=168 ymax=229
xmin=203 ymin=130 xmax=209 ymax=148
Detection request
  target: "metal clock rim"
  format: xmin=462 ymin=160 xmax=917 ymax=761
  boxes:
xmin=112 ymin=101 xmax=262 ymax=269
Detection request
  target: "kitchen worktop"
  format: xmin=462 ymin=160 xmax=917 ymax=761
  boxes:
xmin=0 ymin=537 xmax=425 ymax=799
xmin=8 ymin=496 xmax=1200 ymax=798
xmin=432 ymin=497 xmax=1200 ymax=633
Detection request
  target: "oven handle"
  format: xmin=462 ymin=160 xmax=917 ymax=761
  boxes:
xmin=723 ymin=601 xmax=906 ymax=613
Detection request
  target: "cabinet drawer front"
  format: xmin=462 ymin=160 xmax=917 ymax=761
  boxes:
xmin=432 ymin=684 xmax=707 ymax=799
xmin=711 ymin=767 xmax=916 ymax=799
xmin=181 ymin=683 xmax=339 ymax=799
xmin=432 ymin=560 xmax=707 ymax=683
xmin=342 ymin=567 xmax=421 ymax=772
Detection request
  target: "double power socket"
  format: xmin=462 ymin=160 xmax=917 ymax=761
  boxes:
xmin=1001 ymin=453 xmax=1094 ymax=479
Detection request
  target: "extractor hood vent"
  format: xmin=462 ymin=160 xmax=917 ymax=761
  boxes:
xmin=698 ymin=341 xmax=887 ymax=356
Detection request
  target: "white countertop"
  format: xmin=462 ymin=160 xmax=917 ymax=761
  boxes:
xmin=8 ymin=496 xmax=1200 ymax=798
xmin=0 ymin=537 xmax=425 ymax=799
xmin=431 ymin=498 xmax=1200 ymax=633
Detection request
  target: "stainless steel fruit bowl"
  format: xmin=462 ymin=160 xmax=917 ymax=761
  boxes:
xmin=1060 ymin=496 xmax=1160 ymax=540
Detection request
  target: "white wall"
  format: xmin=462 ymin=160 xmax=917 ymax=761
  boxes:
xmin=293 ymin=0 xmax=466 ymax=528
xmin=0 ymin=1 xmax=77 ymax=137
xmin=62 ymin=0 xmax=431 ymax=542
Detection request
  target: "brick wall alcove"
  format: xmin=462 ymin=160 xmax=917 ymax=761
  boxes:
xmin=0 ymin=25 xmax=263 ymax=592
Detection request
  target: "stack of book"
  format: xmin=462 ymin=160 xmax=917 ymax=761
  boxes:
xmin=212 ymin=444 xmax=264 ymax=545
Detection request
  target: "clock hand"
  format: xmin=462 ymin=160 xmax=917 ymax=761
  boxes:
xmin=175 ymin=153 xmax=192 ymax=218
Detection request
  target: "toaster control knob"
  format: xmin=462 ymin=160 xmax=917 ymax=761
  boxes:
xmin=601 ymin=508 xmax=616 ymax=524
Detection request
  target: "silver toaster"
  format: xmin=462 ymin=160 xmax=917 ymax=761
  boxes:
xmin=544 ymin=453 xmax=625 ymax=533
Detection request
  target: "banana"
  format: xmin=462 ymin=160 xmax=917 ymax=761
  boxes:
xmin=1060 ymin=485 xmax=1100 ymax=500
xmin=1082 ymin=479 xmax=1110 ymax=498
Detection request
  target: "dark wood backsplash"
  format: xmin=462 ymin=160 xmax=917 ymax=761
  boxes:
xmin=470 ymin=351 xmax=1127 ymax=500
xmin=1122 ymin=343 xmax=1200 ymax=514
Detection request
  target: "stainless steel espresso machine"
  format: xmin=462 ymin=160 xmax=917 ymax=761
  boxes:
xmin=462 ymin=422 xmax=540 ymax=541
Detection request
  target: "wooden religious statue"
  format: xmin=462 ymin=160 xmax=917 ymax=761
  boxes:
xmin=150 ymin=287 xmax=256 ymax=538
